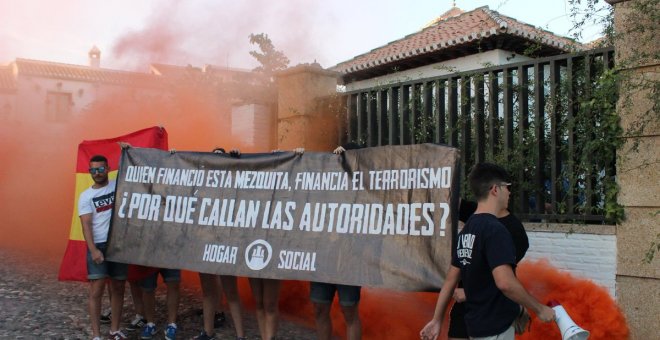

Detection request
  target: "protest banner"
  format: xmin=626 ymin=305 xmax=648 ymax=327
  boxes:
xmin=108 ymin=143 xmax=458 ymax=291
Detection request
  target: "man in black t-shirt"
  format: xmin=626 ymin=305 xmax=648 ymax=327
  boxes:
xmin=447 ymin=200 xmax=529 ymax=339
xmin=421 ymin=163 xmax=554 ymax=340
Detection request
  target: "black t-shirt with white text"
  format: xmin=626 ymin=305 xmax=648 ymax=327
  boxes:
xmin=452 ymin=213 xmax=520 ymax=337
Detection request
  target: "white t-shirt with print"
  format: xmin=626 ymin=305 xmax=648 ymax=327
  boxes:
xmin=78 ymin=180 xmax=116 ymax=243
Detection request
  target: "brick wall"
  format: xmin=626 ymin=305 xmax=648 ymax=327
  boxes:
xmin=523 ymin=224 xmax=617 ymax=297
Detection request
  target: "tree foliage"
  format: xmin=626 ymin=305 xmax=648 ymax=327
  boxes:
xmin=248 ymin=33 xmax=290 ymax=76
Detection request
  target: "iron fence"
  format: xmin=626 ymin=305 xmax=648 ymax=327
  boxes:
xmin=342 ymin=47 xmax=617 ymax=224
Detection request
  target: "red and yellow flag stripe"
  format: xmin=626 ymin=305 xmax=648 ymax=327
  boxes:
xmin=58 ymin=126 xmax=168 ymax=281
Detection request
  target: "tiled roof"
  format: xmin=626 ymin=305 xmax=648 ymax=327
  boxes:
xmin=15 ymin=58 xmax=163 ymax=87
xmin=423 ymin=6 xmax=464 ymax=27
xmin=0 ymin=66 xmax=16 ymax=92
xmin=332 ymin=6 xmax=584 ymax=78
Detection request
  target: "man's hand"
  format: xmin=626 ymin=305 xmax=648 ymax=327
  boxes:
xmin=453 ymin=288 xmax=466 ymax=303
xmin=118 ymin=142 xmax=132 ymax=149
xmin=293 ymin=147 xmax=305 ymax=155
xmin=229 ymin=149 xmax=241 ymax=158
xmin=333 ymin=146 xmax=346 ymax=154
xmin=536 ymin=305 xmax=556 ymax=323
xmin=419 ymin=319 xmax=441 ymax=340
xmin=90 ymin=247 xmax=104 ymax=264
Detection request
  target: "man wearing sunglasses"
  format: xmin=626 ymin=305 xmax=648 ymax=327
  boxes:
xmin=80 ymin=155 xmax=128 ymax=340
xmin=421 ymin=163 xmax=555 ymax=340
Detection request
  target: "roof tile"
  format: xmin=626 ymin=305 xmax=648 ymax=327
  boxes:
xmin=15 ymin=58 xmax=163 ymax=88
xmin=332 ymin=6 xmax=583 ymax=75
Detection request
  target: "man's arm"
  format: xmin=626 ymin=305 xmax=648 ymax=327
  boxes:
xmin=420 ymin=265 xmax=461 ymax=340
xmin=80 ymin=213 xmax=103 ymax=264
xmin=492 ymin=264 xmax=555 ymax=322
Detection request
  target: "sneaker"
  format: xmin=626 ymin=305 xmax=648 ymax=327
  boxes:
xmin=193 ymin=331 xmax=216 ymax=340
xmin=164 ymin=323 xmax=177 ymax=340
xmin=141 ymin=323 xmax=157 ymax=339
xmin=108 ymin=329 xmax=128 ymax=340
xmin=214 ymin=311 xmax=226 ymax=328
xmin=100 ymin=309 xmax=111 ymax=324
xmin=126 ymin=315 xmax=147 ymax=332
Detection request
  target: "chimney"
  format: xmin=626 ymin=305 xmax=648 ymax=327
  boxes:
xmin=88 ymin=45 xmax=101 ymax=68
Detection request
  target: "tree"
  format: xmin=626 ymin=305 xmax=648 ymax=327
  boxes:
xmin=248 ymin=33 xmax=290 ymax=76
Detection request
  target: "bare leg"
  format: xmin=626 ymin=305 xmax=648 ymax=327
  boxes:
xmin=142 ymin=288 xmax=156 ymax=324
xmin=341 ymin=304 xmax=362 ymax=340
xmin=109 ymin=279 xmax=126 ymax=333
xmin=313 ymin=303 xmax=332 ymax=340
xmin=262 ymin=279 xmax=282 ymax=340
xmin=166 ymin=281 xmax=180 ymax=324
xmin=129 ymin=281 xmax=144 ymax=317
xmin=248 ymin=278 xmax=266 ymax=340
xmin=220 ymin=275 xmax=244 ymax=337
xmin=199 ymin=273 xmax=219 ymax=336
xmin=89 ymin=279 xmax=105 ymax=337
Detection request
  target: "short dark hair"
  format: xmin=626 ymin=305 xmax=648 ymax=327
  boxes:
xmin=90 ymin=155 xmax=108 ymax=164
xmin=468 ymin=163 xmax=510 ymax=201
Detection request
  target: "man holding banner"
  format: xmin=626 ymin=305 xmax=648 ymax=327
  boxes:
xmin=79 ymin=154 xmax=127 ymax=340
xmin=309 ymin=143 xmax=364 ymax=340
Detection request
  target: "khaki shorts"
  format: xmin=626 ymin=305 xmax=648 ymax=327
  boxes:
xmin=470 ymin=325 xmax=514 ymax=340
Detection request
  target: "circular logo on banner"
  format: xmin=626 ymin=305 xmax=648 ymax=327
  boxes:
xmin=245 ymin=239 xmax=273 ymax=271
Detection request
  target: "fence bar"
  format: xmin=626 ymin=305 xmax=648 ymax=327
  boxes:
xmin=435 ymin=79 xmax=446 ymax=144
xmin=503 ymin=68 xmax=514 ymax=161
xmin=488 ymin=71 xmax=499 ymax=159
xmin=346 ymin=94 xmax=354 ymax=143
xmin=584 ymin=55 xmax=594 ymax=212
xmin=366 ymin=92 xmax=375 ymax=147
xmin=475 ymin=74 xmax=486 ymax=164
xmin=376 ymin=91 xmax=383 ymax=146
xmin=424 ymin=81 xmax=434 ymax=143
xmin=549 ymin=60 xmax=562 ymax=214
xmin=566 ymin=58 xmax=576 ymax=215
xmin=448 ymin=78 xmax=459 ymax=147
xmin=356 ymin=93 xmax=364 ymax=144
xmin=517 ymin=66 xmax=530 ymax=213
xmin=461 ymin=77 xmax=472 ymax=180
xmin=410 ymin=84 xmax=419 ymax=144
xmin=533 ymin=63 xmax=546 ymax=214
xmin=398 ymin=86 xmax=407 ymax=145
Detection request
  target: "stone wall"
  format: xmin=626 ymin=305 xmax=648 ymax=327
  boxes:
xmin=606 ymin=0 xmax=659 ymax=338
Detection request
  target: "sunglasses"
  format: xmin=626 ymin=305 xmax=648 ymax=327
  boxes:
xmin=89 ymin=166 xmax=107 ymax=174
xmin=498 ymin=182 xmax=512 ymax=190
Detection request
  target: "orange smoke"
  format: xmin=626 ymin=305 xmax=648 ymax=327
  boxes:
xmin=0 ymin=81 xmax=243 ymax=259
xmin=517 ymin=260 xmax=629 ymax=340
xmin=237 ymin=261 xmax=627 ymax=339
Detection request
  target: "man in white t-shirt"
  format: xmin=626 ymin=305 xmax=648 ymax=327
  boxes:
xmin=79 ymin=154 xmax=128 ymax=340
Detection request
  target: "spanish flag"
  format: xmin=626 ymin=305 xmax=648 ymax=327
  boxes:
xmin=57 ymin=126 xmax=168 ymax=281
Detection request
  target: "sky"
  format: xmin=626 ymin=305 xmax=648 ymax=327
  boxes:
xmin=0 ymin=0 xmax=608 ymax=72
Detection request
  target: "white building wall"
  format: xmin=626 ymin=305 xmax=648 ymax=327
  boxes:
xmin=231 ymin=104 xmax=272 ymax=149
xmin=524 ymin=230 xmax=617 ymax=297
xmin=345 ymin=49 xmax=534 ymax=92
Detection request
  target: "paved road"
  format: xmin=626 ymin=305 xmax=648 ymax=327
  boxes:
xmin=0 ymin=248 xmax=315 ymax=340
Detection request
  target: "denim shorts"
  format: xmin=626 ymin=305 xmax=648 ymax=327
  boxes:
xmin=310 ymin=282 xmax=361 ymax=307
xmin=139 ymin=268 xmax=181 ymax=292
xmin=86 ymin=242 xmax=128 ymax=280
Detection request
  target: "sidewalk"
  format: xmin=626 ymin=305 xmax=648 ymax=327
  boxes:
xmin=0 ymin=248 xmax=315 ymax=339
